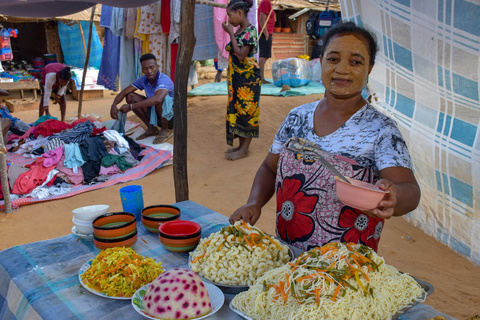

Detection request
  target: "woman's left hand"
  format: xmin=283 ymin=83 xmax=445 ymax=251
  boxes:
xmin=222 ymin=21 xmax=234 ymax=35
xmin=363 ymin=179 xmax=397 ymax=219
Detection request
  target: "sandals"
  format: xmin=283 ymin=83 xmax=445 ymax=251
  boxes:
xmin=153 ymin=132 xmax=173 ymax=144
xmin=135 ymin=130 xmax=158 ymax=141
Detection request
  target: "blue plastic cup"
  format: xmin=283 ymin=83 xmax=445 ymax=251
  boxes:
xmin=119 ymin=185 xmax=144 ymax=221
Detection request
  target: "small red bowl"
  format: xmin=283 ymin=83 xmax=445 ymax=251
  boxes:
xmin=158 ymin=220 xmax=202 ymax=252
xmin=141 ymin=205 xmax=181 ymax=233
xmin=93 ymin=212 xmax=136 ymax=239
xmin=93 ymin=230 xmax=137 ymax=250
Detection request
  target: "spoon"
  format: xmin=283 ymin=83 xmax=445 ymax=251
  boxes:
xmin=316 ymin=154 xmax=352 ymax=184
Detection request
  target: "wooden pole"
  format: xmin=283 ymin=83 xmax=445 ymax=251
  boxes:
xmin=195 ymin=0 xmax=226 ymax=8
xmin=77 ymin=6 xmax=96 ymax=119
xmin=78 ymin=22 xmax=87 ymax=59
xmin=0 ymin=120 xmax=11 ymax=213
xmin=173 ymin=0 xmax=196 ymax=202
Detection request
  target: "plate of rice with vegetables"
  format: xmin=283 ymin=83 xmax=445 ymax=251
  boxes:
xmin=79 ymin=247 xmax=164 ymax=299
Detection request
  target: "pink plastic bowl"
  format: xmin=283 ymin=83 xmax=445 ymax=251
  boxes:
xmin=336 ymin=177 xmax=389 ymax=211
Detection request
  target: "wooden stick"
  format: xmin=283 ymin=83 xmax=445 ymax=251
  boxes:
xmin=259 ymin=1 xmax=277 ymax=37
xmin=78 ymin=22 xmax=87 ymax=59
xmin=0 ymin=119 xmax=11 ymax=213
xmin=77 ymin=6 xmax=96 ymax=119
xmin=195 ymin=0 xmax=226 ymax=8
xmin=173 ymin=0 xmax=196 ymax=202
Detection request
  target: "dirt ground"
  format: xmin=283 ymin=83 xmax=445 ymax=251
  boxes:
xmin=0 ymin=81 xmax=479 ymax=319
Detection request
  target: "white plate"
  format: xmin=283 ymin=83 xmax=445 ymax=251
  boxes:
xmin=188 ymin=238 xmax=296 ymax=294
xmin=78 ymin=260 xmax=132 ymax=300
xmin=72 ymin=226 xmax=93 ymax=241
xmin=132 ymin=282 xmax=224 ymax=320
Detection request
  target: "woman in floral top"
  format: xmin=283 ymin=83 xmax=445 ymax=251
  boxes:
xmin=222 ymin=0 xmax=261 ymax=161
xmin=230 ymin=22 xmax=421 ymax=252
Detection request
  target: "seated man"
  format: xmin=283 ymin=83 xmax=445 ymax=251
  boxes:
xmin=110 ymin=53 xmax=174 ymax=144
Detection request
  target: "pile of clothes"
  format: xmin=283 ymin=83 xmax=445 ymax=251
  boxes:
xmin=3 ymin=115 xmax=145 ymax=200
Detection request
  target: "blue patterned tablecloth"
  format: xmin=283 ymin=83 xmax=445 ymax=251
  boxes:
xmin=0 ymin=201 xmax=456 ymax=320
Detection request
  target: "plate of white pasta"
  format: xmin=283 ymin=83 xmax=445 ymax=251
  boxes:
xmin=188 ymin=221 xmax=294 ymax=294
xmin=230 ymin=242 xmax=431 ymax=320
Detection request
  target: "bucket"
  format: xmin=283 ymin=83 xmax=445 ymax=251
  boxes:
xmin=119 ymin=185 xmax=144 ymax=221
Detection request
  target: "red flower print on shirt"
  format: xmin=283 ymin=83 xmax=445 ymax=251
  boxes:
xmin=337 ymin=206 xmax=384 ymax=251
xmin=276 ymin=175 xmax=317 ymax=243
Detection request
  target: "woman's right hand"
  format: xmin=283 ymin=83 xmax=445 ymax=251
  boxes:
xmin=229 ymin=203 xmax=262 ymax=225
xmin=222 ymin=21 xmax=234 ymax=35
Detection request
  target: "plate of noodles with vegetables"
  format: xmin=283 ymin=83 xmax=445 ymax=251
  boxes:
xmin=79 ymin=247 xmax=164 ymax=299
xmin=230 ymin=242 xmax=433 ymax=320
xmin=188 ymin=221 xmax=294 ymax=294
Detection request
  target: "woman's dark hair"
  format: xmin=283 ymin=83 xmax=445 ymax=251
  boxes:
xmin=320 ymin=21 xmax=378 ymax=65
xmin=227 ymin=0 xmax=253 ymax=14
xmin=140 ymin=53 xmax=157 ymax=63
xmin=58 ymin=67 xmax=72 ymax=81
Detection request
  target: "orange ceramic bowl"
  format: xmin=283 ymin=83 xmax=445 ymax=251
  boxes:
xmin=158 ymin=220 xmax=202 ymax=252
xmin=92 ymin=212 xmax=137 ymax=239
xmin=93 ymin=229 xmax=137 ymax=250
xmin=336 ymin=177 xmax=389 ymax=211
xmin=141 ymin=205 xmax=181 ymax=233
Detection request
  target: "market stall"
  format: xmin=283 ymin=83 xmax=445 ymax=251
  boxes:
xmin=0 ymin=201 xmax=456 ymax=320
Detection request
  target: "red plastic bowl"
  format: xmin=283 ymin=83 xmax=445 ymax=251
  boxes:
xmin=158 ymin=220 xmax=201 ymax=252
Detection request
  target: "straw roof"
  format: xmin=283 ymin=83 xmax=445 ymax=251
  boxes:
xmin=0 ymin=4 xmax=101 ymax=23
xmin=274 ymin=0 xmax=341 ymax=11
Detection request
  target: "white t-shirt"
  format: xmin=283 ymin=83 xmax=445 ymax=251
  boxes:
xmin=270 ymin=101 xmax=412 ymax=173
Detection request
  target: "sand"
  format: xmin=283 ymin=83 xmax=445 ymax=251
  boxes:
xmin=0 ymin=85 xmax=479 ymax=319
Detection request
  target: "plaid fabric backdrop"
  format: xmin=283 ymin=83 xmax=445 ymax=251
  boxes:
xmin=339 ymin=0 xmax=480 ymax=264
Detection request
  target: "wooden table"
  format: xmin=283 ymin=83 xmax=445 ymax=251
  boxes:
xmin=0 ymin=80 xmax=40 ymax=99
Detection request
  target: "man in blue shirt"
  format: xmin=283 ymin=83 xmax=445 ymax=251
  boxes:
xmin=110 ymin=53 xmax=174 ymax=144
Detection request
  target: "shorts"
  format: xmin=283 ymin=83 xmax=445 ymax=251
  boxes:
xmin=259 ymin=33 xmax=273 ymax=59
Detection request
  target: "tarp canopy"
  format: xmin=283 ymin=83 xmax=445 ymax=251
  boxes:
xmin=274 ymin=0 xmax=341 ymax=11
xmin=0 ymin=5 xmax=102 ymax=23
xmin=0 ymin=0 xmax=157 ymax=18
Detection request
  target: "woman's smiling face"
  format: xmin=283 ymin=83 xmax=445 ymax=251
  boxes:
xmin=321 ymin=34 xmax=373 ymax=97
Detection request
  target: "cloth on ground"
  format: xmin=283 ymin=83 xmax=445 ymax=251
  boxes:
xmin=34 ymin=115 xmax=58 ymax=126
xmin=79 ymin=136 xmax=108 ymax=184
xmin=120 ymin=151 xmax=140 ymax=167
xmin=64 ymin=143 xmax=85 ymax=169
xmin=188 ymin=80 xmax=326 ymax=97
xmin=34 ymin=119 xmax=72 ymax=138
xmin=0 ymin=106 xmax=18 ymax=126
xmin=45 ymin=138 xmax=65 ymax=152
xmin=124 ymin=135 xmax=144 ymax=160
xmin=101 ymin=154 xmax=132 ymax=171
xmin=48 ymin=120 xmax=95 ymax=143
xmin=7 ymin=163 xmax=29 ymax=189
xmin=12 ymin=158 xmax=57 ymax=195
xmin=26 ymin=169 xmax=61 ymax=199
xmin=42 ymin=146 xmax=63 ymax=167
xmin=56 ymin=155 xmax=84 ymax=185
xmin=99 ymin=164 xmax=121 ymax=175
xmin=111 ymin=111 xmax=126 ymax=134
xmin=13 ymin=120 xmax=31 ymax=133
xmin=103 ymin=129 xmax=129 ymax=148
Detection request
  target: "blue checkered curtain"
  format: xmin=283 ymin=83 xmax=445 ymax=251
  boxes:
xmin=339 ymin=0 xmax=480 ymax=265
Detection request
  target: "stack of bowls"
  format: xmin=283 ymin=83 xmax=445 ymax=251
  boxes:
xmin=158 ymin=220 xmax=202 ymax=252
xmin=92 ymin=212 xmax=137 ymax=250
xmin=141 ymin=205 xmax=181 ymax=233
xmin=72 ymin=205 xmax=110 ymax=236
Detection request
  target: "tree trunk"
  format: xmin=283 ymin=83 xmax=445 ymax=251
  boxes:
xmin=173 ymin=1 xmax=195 ymax=202
xmin=0 ymin=120 xmax=11 ymax=213
xmin=77 ymin=6 xmax=96 ymax=119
